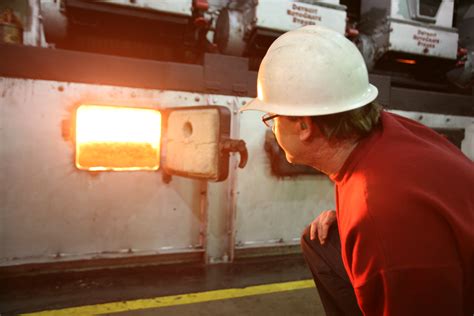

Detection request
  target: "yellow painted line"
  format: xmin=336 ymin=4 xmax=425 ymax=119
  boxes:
xmin=20 ymin=279 xmax=315 ymax=316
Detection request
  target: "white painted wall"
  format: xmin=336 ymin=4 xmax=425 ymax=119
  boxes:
xmin=0 ymin=79 xmax=204 ymax=266
xmin=0 ymin=78 xmax=335 ymax=266
xmin=236 ymin=110 xmax=335 ymax=247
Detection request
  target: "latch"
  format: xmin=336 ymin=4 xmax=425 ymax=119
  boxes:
xmin=220 ymin=138 xmax=248 ymax=169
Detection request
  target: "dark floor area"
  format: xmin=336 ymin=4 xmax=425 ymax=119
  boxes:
xmin=0 ymin=254 xmax=320 ymax=315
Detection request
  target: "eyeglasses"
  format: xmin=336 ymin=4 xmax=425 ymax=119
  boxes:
xmin=262 ymin=113 xmax=280 ymax=128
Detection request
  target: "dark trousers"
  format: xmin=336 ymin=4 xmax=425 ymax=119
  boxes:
xmin=301 ymin=225 xmax=363 ymax=316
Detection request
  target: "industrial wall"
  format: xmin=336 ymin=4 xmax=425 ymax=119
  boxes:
xmin=1 ymin=0 xmax=473 ymax=269
xmin=0 ymin=77 xmax=334 ymax=267
xmin=1 ymin=75 xmax=473 ymax=268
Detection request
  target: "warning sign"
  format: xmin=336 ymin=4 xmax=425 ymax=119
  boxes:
xmin=287 ymin=3 xmax=322 ymax=26
xmin=255 ymin=0 xmax=347 ymax=35
xmin=412 ymin=29 xmax=440 ymax=49
xmin=389 ymin=20 xmax=458 ymax=59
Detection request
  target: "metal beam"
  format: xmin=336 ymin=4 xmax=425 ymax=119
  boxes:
xmin=0 ymin=44 xmax=204 ymax=92
xmin=0 ymin=44 xmax=471 ymax=116
xmin=389 ymin=87 xmax=474 ymax=116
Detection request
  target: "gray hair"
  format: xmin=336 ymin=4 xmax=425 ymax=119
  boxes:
xmin=311 ymin=102 xmax=383 ymax=141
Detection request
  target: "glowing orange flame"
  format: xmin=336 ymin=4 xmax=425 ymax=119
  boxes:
xmin=396 ymin=58 xmax=417 ymax=65
xmin=75 ymin=105 xmax=161 ymax=171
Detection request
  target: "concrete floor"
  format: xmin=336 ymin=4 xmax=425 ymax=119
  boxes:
xmin=0 ymin=254 xmax=326 ymax=315
xmin=104 ymin=288 xmax=323 ymax=316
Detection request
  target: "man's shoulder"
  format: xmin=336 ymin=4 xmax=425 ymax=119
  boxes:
xmin=354 ymin=112 xmax=473 ymax=189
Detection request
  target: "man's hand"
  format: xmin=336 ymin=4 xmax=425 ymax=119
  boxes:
xmin=310 ymin=210 xmax=337 ymax=245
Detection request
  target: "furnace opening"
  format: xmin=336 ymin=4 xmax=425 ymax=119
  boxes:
xmin=75 ymin=104 xmax=162 ymax=171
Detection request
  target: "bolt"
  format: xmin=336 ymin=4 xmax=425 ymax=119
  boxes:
xmin=194 ymin=96 xmax=200 ymax=102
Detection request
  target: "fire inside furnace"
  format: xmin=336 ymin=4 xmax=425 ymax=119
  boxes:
xmin=75 ymin=105 xmax=161 ymax=171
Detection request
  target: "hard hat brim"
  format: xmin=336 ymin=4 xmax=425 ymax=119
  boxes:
xmin=240 ymin=83 xmax=379 ymax=116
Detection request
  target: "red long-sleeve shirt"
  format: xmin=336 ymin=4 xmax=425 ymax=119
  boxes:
xmin=331 ymin=112 xmax=474 ymax=315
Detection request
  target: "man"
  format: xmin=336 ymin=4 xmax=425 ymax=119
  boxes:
xmin=240 ymin=25 xmax=474 ymax=316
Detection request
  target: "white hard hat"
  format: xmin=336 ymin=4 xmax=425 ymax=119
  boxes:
xmin=241 ymin=25 xmax=378 ymax=116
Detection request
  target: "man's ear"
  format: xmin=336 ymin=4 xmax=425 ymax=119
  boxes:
xmin=299 ymin=116 xmax=313 ymax=141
